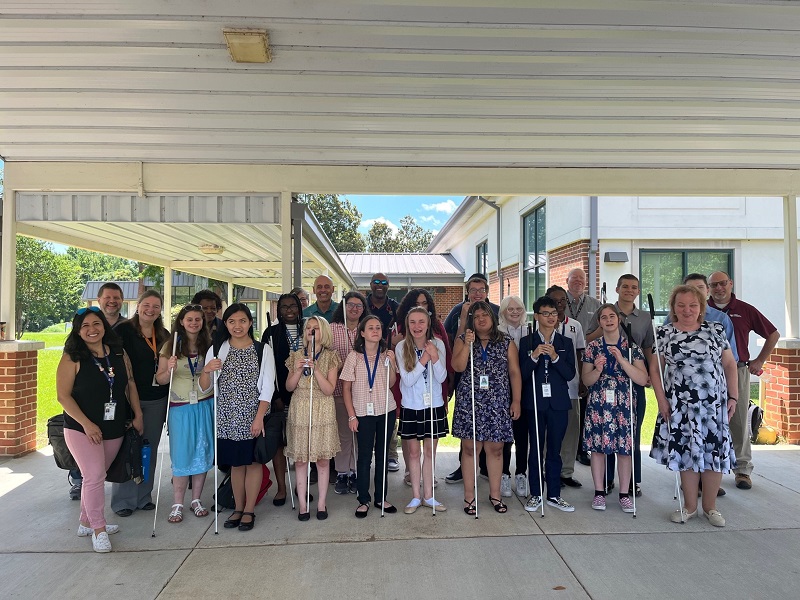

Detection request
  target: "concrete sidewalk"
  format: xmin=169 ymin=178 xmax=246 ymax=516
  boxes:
xmin=1 ymin=443 xmax=798 ymax=600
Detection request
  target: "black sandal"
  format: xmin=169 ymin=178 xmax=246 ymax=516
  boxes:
xmin=238 ymin=512 xmax=256 ymax=531
xmin=489 ymin=496 xmax=508 ymax=513
xmin=355 ymin=503 xmax=370 ymax=519
xmin=223 ymin=510 xmax=244 ymax=528
xmin=463 ymin=498 xmax=476 ymax=516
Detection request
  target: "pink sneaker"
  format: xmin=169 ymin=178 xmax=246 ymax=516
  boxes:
xmin=619 ymin=496 xmax=634 ymax=513
xmin=591 ymin=494 xmax=606 ymax=510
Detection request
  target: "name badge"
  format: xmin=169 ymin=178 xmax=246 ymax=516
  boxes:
xmin=605 ymin=389 xmax=615 ymax=405
xmin=366 ymin=402 xmax=375 ymax=416
xmin=479 ymin=375 xmax=489 ymax=390
xmin=104 ymin=402 xmax=116 ymax=421
xmin=423 ymin=393 xmax=432 ymax=407
xmin=152 ymin=374 xmax=160 ymax=387
xmin=189 ymin=390 xmax=198 ymax=405
xmin=541 ymin=383 xmax=552 ymax=398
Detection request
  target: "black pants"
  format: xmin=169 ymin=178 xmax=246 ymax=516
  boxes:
xmin=355 ymin=412 xmax=397 ymax=505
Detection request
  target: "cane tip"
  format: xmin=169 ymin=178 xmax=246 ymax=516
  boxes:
xmin=151 ymin=533 xmax=156 ymax=538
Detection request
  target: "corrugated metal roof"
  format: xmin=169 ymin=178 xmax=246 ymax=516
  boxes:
xmin=340 ymin=253 xmax=463 ymax=277
xmin=82 ymin=281 xmax=141 ymax=301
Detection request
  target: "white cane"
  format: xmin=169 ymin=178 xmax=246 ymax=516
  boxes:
xmin=647 ymin=294 xmax=684 ymax=522
xmin=624 ymin=323 xmax=637 ymax=518
xmin=151 ymin=332 xmax=178 ymax=537
xmin=469 ymin=334 xmax=479 ymax=519
xmin=528 ymin=324 xmax=545 ymax=518
xmin=381 ymin=354 xmax=391 ymax=517
xmin=429 ymin=353 xmax=436 ymax=516
xmin=306 ymin=329 xmax=316 ymax=512
xmin=213 ymin=346 xmax=220 ymax=535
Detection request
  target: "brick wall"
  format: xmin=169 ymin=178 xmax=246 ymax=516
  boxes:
xmin=762 ymin=346 xmax=800 ymax=444
xmin=488 ymin=263 xmax=520 ymax=304
xmin=548 ymin=240 xmax=601 ymax=297
xmin=357 ymin=286 xmax=466 ymax=323
xmin=0 ymin=350 xmax=39 ymax=457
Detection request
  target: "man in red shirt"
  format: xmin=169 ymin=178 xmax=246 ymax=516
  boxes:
xmin=707 ymin=271 xmax=779 ymax=490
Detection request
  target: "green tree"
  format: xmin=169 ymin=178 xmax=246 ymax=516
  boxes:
xmin=66 ymin=247 xmax=138 ymax=284
xmin=298 ymin=194 xmax=366 ymax=252
xmin=15 ymin=236 xmax=83 ymax=336
xmin=365 ymin=221 xmax=401 ymax=252
xmin=397 ymin=215 xmax=434 ymax=252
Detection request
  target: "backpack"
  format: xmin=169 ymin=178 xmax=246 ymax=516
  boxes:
xmin=213 ymin=464 xmax=272 ymax=511
xmin=47 ymin=414 xmax=78 ymax=471
xmin=106 ymin=426 xmax=144 ymax=484
xmin=748 ymin=400 xmax=764 ymax=443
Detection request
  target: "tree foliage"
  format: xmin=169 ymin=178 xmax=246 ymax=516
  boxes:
xmin=365 ymin=215 xmax=434 ymax=253
xmin=66 ymin=247 xmax=138 ymax=284
xmin=298 ymin=194 xmax=366 ymax=252
xmin=15 ymin=237 xmax=83 ymax=337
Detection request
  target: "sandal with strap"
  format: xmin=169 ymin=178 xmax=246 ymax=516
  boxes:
xmin=168 ymin=504 xmax=183 ymax=523
xmin=463 ymin=498 xmax=476 ymax=516
xmin=489 ymin=496 xmax=508 ymax=513
xmin=190 ymin=499 xmax=209 ymax=517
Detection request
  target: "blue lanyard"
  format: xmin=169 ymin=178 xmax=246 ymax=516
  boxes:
xmin=286 ymin=326 xmax=301 ymax=351
xmin=364 ymin=348 xmax=381 ymax=392
xmin=91 ymin=350 xmax=115 ymax=402
xmin=187 ymin=353 xmax=199 ymax=378
xmin=539 ymin=331 xmax=554 ymax=382
xmin=479 ymin=343 xmax=489 ymax=364
xmin=415 ymin=348 xmax=429 ymax=382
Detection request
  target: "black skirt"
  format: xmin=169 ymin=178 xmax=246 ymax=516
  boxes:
xmin=399 ymin=406 xmax=449 ymax=440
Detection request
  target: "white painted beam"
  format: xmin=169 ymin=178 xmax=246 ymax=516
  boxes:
xmin=784 ymin=195 xmax=799 ymax=339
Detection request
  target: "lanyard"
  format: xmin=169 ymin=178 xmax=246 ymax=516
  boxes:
xmin=187 ymin=353 xmax=199 ymax=377
xmin=364 ymin=348 xmax=381 ymax=392
xmin=143 ymin=331 xmax=159 ymax=373
xmin=304 ymin=346 xmax=321 ymax=375
xmin=91 ymin=350 xmax=115 ymax=402
xmin=568 ymin=295 xmax=586 ymax=320
xmin=539 ymin=330 xmax=554 ymax=383
xmin=602 ymin=336 xmax=623 ymax=374
xmin=415 ymin=348 xmax=429 ymax=382
xmin=285 ymin=325 xmax=301 ymax=351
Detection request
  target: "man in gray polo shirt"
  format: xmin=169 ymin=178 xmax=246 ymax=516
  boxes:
xmin=586 ymin=274 xmax=654 ymax=496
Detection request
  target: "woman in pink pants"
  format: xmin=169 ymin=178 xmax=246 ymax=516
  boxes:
xmin=57 ymin=306 xmax=143 ymax=553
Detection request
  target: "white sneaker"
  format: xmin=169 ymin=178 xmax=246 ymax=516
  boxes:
xmin=91 ymin=531 xmax=112 ymax=553
xmin=78 ymin=523 xmax=119 ymax=537
xmin=525 ymin=495 xmax=542 ymax=512
xmin=515 ymin=474 xmax=527 ymax=497
xmin=547 ymin=496 xmax=576 ymax=512
xmin=500 ymin=474 xmax=513 ymax=498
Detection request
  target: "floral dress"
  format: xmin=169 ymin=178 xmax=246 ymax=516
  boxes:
xmin=285 ymin=348 xmax=342 ymax=462
xmin=582 ymin=338 xmax=643 ymax=455
xmin=452 ymin=335 xmax=514 ymax=443
xmin=649 ymin=322 xmax=735 ymax=473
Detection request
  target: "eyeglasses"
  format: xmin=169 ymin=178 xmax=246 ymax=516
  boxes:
xmin=346 ymin=302 xmax=364 ymax=310
xmin=709 ymin=280 xmax=730 ymax=288
xmin=551 ymin=298 xmax=568 ymax=305
xmin=372 ymin=279 xmax=389 ymax=286
xmin=76 ymin=306 xmax=102 ymax=316
xmin=279 ymin=303 xmax=298 ymax=311
xmin=467 ymin=288 xmax=486 ymax=295
xmin=183 ymin=304 xmax=203 ymax=311
xmin=506 ymin=307 xmax=525 ymax=313
xmin=537 ymin=310 xmax=558 ymax=318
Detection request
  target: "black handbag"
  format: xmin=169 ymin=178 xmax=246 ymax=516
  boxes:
xmin=253 ymin=410 xmax=286 ymax=465
xmin=106 ymin=426 xmax=144 ymax=484
xmin=47 ymin=414 xmax=78 ymax=471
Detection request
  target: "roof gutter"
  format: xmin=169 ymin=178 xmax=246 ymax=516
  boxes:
xmin=476 ymin=196 xmax=503 ymax=301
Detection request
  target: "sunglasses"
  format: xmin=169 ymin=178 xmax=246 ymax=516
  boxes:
xmin=184 ymin=304 xmax=204 ymax=311
xmin=372 ymin=279 xmax=389 ymax=286
xmin=76 ymin=306 xmax=102 ymax=316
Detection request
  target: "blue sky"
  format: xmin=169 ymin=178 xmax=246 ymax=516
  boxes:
xmin=344 ymin=194 xmax=463 ymax=236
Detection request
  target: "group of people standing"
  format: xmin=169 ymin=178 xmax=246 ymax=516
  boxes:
xmin=58 ymin=265 xmax=778 ymax=552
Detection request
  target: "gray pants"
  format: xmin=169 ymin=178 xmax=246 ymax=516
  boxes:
xmin=560 ymin=397 xmax=580 ymax=478
xmin=111 ymin=396 xmax=168 ymax=512
xmin=731 ymin=365 xmax=753 ymax=476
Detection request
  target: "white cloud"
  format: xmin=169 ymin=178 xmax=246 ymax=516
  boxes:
xmin=421 ymin=199 xmax=458 ymax=215
xmin=419 ymin=215 xmax=442 ymax=226
xmin=359 ymin=217 xmax=399 ymax=232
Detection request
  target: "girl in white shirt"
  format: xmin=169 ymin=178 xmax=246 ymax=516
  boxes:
xmin=395 ymin=307 xmax=448 ymax=514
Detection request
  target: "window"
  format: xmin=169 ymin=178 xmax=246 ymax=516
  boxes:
xmin=522 ymin=203 xmax=547 ymax=314
xmin=640 ymin=249 xmax=733 ymax=314
xmin=476 ymin=240 xmax=488 ymax=277
xmin=243 ymin=302 xmax=259 ymax=334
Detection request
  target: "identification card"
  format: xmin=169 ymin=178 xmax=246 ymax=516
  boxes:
xmin=423 ymin=392 xmax=432 ymax=407
xmin=189 ymin=390 xmax=198 ymax=405
xmin=152 ymin=374 xmax=160 ymax=387
xmin=479 ymin=375 xmax=489 ymax=390
xmin=541 ymin=383 xmax=552 ymax=398
xmin=103 ymin=402 xmax=116 ymax=421
xmin=605 ymin=389 xmax=615 ymax=405
xmin=366 ymin=402 xmax=375 ymax=416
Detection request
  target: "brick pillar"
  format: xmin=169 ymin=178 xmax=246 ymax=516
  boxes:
xmin=0 ymin=341 xmax=45 ymax=457
xmin=761 ymin=340 xmax=800 ymax=444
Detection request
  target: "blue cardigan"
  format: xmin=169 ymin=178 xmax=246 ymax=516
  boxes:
xmin=519 ymin=332 xmax=575 ymax=411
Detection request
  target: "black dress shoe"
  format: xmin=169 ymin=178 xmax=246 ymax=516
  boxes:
xmin=374 ymin=501 xmax=398 ymax=514
xmin=445 ymin=468 xmax=463 ymax=483
xmin=316 ymin=509 xmax=328 ymax=520
xmin=273 ymin=495 xmax=287 ymax=506
xmin=115 ymin=508 xmax=133 ymax=517
xmin=298 ymin=512 xmax=311 ymax=522
xmin=560 ymin=477 xmax=583 ymax=488
xmin=140 ymin=502 xmax=156 ymax=511
xmin=238 ymin=512 xmax=255 ymax=531
xmin=223 ymin=511 xmax=243 ymax=528
xmin=576 ymin=452 xmax=591 ymax=466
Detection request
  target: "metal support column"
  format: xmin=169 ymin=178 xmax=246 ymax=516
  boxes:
xmin=784 ymin=195 xmax=799 ymax=338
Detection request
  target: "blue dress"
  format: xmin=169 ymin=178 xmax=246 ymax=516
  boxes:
xmin=452 ymin=335 xmax=514 ymax=443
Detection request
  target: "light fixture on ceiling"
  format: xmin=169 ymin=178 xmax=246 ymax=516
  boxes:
xmin=199 ymin=244 xmax=225 ymax=255
xmin=223 ymin=28 xmax=271 ymax=63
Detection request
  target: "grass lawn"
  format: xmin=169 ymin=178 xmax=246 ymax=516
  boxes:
xmin=23 ymin=332 xmax=69 ymax=448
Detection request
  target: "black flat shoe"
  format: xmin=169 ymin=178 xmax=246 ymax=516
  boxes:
xmin=316 ymin=509 xmax=328 ymax=520
xmin=140 ymin=502 xmax=156 ymax=511
xmin=561 ymin=477 xmax=583 ymax=488
xmin=223 ymin=511 xmax=243 ymax=528
xmin=373 ymin=501 xmax=397 ymax=514
xmin=115 ymin=509 xmax=133 ymax=518
xmin=272 ymin=495 xmax=287 ymax=506
xmin=238 ymin=512 xmax=255 ymax=531
xmin=355 ymin=503 xmax=370 ymax=518
xmin=298 ymin=512 xmax=311 ymax=522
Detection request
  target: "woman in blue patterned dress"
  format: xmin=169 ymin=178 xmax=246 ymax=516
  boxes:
xmin=582 ymin=304 xmax=649 ymax=513
xmin=650 ymin=285 xmax=738 ymax=527
xmin=452 ymin=301 xmax=521 ymax=515
xmin=199 ymin=304 xmax=276 ymax=532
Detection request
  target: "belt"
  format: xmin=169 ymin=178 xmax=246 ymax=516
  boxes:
xmin=737 ymin=361 xmax=748 ymax=368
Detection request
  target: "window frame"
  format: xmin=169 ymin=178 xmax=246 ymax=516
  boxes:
xmin=522 ymin=202 xmax=547 ymax=316
xmin=476 ymin=240 xmax=489 ymax=278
